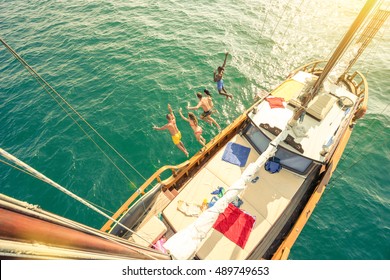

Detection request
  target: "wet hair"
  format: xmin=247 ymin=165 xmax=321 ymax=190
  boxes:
xmin=166 ymin=113 xmax=172 ymax=120
xmin=217 ymin=66 xmax=224 ymax=72
xmin=203 ymin=89 xmax=211 ymax=96
xmin=188 ymin=112 xmax=198 ymax=126
xmin=196 ymin=92 xmax=202 ymax=99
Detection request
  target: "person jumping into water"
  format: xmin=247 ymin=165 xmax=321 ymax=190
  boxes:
xmin=214 ymin=52 xmax=233 ymax=100
xmin=179 ymin=108 xmax=206 ymax=147
xmin=187 ymin=92 xmax=221 ymax=131
xmin=153 ymin=103 xmax=189 ymax=157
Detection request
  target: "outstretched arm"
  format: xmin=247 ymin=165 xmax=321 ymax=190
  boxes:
xmin=221 ymin=52 xmax=229 ymax=68
xmin=167 ymin=103 xmax=175 ymax=120
xmin=187 ymin=101 xmax=201 ymax=110
xmin=179 ymin=108 xmax=189 ymax=122
xmin=153 ymin=123 xmax=168 ymax=131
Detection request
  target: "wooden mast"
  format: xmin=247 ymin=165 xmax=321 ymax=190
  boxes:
xmin=289 ymin=0 xmax=380 ymax=125
xmin=0 ymin=197 xmax=170 ymax=260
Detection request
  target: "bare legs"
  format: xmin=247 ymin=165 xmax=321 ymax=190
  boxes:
xmin=201 ymin=115 xmax=221 ymax=131
xmin=195 ymin=134 xmax=206 ymax=147
xmin=176 ymin=142 xmax=189 ymax=157
xmin=218 ymin=87 xmax=233 ymax=100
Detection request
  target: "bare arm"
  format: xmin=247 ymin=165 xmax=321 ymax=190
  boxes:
xmin=167 ymin=103 xmax=175 ymax=120
xmin=153 ymin=123 xmax=168 ymax=131
xmin=221 ymin=52 xmax=229 ymax=68
xmin=179 ymin=108 xmax=189 ymax=122
xmin=187 ymin=101 xmax=202 ymax=110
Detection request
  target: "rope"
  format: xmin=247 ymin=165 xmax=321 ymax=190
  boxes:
xmin=1 ymin=194 xmax=162 ymax=259
xmin=361 ymin=8 xmax=390 ymax=77
xmin=259 ymin=0 xmax=274 ymax=37
xmin=280 ymin=0 xmax=306 ymax=40
xmin=0 ymin=147 xmax=156 ymax=250
xmin=0 ymin=38 xmax=147 ymax=183
xmin=31 ymin=205 xmax=161 ymax=259
xmin=31 ymin=208 xmax=162 ymax=260
xmin=250 ymin=0 xmax=274 ymax=76
xmin=269 ymin=0 xmax=293 ymax=39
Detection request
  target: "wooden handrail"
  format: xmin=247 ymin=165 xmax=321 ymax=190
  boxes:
xmin=100 ymin=160 xmax=190 ymax=232
xmin=288 ymin=60 xmax=327 ymax=77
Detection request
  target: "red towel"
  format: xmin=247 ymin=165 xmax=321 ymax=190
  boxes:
xmin=266 ymin=97 xmax=285 ymax=109
xmin=213 ymin=204 xmax=255 ymax=249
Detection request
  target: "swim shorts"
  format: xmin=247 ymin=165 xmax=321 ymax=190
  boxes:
xmin=201 ymin=110 xmax=212 ymax=118
xmin=171 ymin=131 xmax=182 ymax=145
xmin=217 ymin=79 xmax=224 ymax=91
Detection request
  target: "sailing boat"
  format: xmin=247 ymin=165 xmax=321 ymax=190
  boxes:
xmin=1 ymin=0 xmax=388 ymax=260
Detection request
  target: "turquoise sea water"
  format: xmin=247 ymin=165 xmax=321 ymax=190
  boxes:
xmin=0 ymin=0 xmax=389 ymax=260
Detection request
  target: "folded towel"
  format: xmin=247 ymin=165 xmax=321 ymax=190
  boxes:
xmin=266 ymin=97 xmax=285 ymax=109
xmin=222 ymin=142 xmax=251 ymax=167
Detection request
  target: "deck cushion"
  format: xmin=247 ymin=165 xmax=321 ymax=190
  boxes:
xmin=132 ymin=215 xmax=167 ymax=247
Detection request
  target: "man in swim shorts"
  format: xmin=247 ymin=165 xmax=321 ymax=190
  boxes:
xmin=187 ymin=91 xmax=221 ymax=130
xmin=153 ymin=104 xmax=189 ymax=157
xmin=214 ymin=52 xmax=233 ymax=99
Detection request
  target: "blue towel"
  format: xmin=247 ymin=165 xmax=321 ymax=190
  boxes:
xmin=222 ymin=142 xmax=251 ymax=167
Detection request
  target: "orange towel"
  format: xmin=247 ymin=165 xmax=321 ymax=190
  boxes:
xmin=266 ymin=97 xmax=285 ymax=109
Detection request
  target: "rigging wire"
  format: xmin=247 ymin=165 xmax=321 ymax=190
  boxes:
xmin=280 ymin=0 xmax=308 ymax=69
xmin=0 ymin=38 xmax=147 ymax=182
xmin=1 ymin=193 xmax=162 ymax=259
xmin=259 ymin=0 xmax=274 ymax=37
xmin=280 ymin=0 xmax=306 ymax=42
xmin=360 ymin=7 xmax=390 ymax=77
xmin=269 ymin=0 xmax=293 ymax=39
xmin=0 ymin=147 xmax=158 ymax=253
xmin=251 ymin=0 xmax=274 ymax=65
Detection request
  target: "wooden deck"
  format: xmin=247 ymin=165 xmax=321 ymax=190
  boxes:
xmin=162 ymin=134 xmax=305 ymax=259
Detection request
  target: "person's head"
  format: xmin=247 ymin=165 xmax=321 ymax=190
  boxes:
xmin=217 ymin=66 xmax=224 ymax=73
xmin=196 ymin=92 xmax=203 ymax=99
xmin=166 ymin=113 xmax=173 ymax=121
xmin=203 ymin=89 xmax=211 ymax=96
xmin=188 ymin=112 xmax=198 ymax=126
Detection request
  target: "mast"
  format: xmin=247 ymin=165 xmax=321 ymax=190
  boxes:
xmin=290 ymin=0 xmax=380 ymax=125
xmin=0 ymin=195 xmax=170 ymax=260
xmin=339 ymin=7 xmax=390 ymax=79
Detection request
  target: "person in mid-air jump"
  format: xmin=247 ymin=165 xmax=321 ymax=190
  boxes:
xmin=214 ymin=52 xmax=233 ymax=99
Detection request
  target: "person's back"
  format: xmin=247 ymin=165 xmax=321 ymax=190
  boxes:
xmin=203 ymin=89 xmax=214 ymax=109
xmin=153 ymin=104 xmax=189 ymax=157
xmin=200 ymin=97 xmax=212 ymax=112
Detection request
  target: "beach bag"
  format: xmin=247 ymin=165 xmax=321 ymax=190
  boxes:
xmin=265 ymin=157 xmax=282 ymax=174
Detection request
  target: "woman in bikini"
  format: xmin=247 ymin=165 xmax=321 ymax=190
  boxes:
xmin=179 ymin=108 xmax=206 ymax=147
